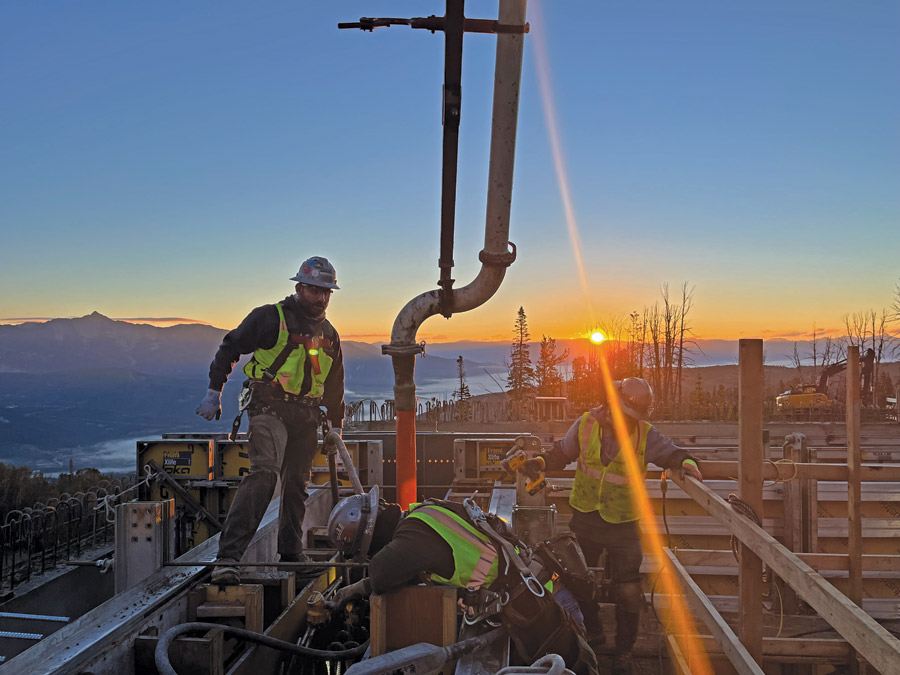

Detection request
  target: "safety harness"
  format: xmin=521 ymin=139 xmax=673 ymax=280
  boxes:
xmin=229 ymin=307 xmax=327 ymax=441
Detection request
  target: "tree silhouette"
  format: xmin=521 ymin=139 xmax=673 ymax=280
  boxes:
xmin=453 ymin=355 xmax=472 ymax=421
xmin=535 ymin=335 xmax=569 ymax=396
xmin=507 ymin=307 xmax=535 ymax=419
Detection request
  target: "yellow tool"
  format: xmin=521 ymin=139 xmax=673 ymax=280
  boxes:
xmin=501 ymin=449 xmax=547 ymax=496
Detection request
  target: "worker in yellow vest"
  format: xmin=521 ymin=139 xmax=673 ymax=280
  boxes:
xmin=521 ymin=378 xmax=702 ymax=674
xmin=327 ymin=486 xmax=599 ymax=675
xmin=195 ymin=257 xmax=345 ymax=585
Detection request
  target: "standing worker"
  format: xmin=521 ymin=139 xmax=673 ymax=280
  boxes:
xmin=195 ymin=256 xmax=345 ymax=585
xmin=327 ymin=487 xmax=599 ymax=675
xmin=518 ymin=377 xmax=702 ymax=675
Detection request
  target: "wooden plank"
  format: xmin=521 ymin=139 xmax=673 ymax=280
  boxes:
xmin=200 ymin=584 xmax=264 ymax=633
xmin=848 ymin=347 xmax=864 ymax=675
xmin=370 ymin=593 xmax=387 ymax=656
xmin=669 ymin=549 xmax=900 ymax=573
xmin=665 ymin=548 xmax=764 ymax=675
xmin=135 ymin=628 xmax=225 ymax=675
xmin=229 ymin=569 xmax=337 ymax=675
xmin=783 ymin=432 xmax=808 ymax=619
xmin=666 ymin=633 xmax=693 ymax=675
xmin=196 ymin=605 xmax=246 ymax=618
xmin=369 ymin=585 xmax=459 ymax=674
xmin=670 ymin=473 xmax=900 ymax=675
xmin=847 ymin=346 xmax=863 ymax=610
xmin=693 ymin=460 xmax=900 ymax=483
xmin=686 ymin=635 xmax=851 ymax=661
xmin=240 ymin=570 xmax=297 ymax=623
xmin=652 ymin=593 xmax=900 ymax=620
xmin=738 ymin=339 xmax=764 ymax=663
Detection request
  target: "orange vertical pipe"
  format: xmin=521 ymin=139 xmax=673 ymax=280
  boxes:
xmin=396 ymin=409 xmax=417 ymax=509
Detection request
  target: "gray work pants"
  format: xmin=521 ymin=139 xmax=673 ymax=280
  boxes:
xmin=217 ymin=401 xmax=319 ymax=562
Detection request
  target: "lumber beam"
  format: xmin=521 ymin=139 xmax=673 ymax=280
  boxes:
xmin=684 ymin=635 xmax=852 ymax=662
xmin=695 ymin=460 xmax=900 ymax=482
xmin=670 ymin=549 xmax=900 ymax=573
xmin=738 ymin=339 xmax=764 ymax=663
xmin=666 ymin=633 xmax=693 ymax=675
xmin=670 ymin=472 xmax=900 ymax=675
xmin=847 ymin=346 xmax=863 ymax=607
xmin=848 ymin=346 xmax=863 ymax=675
xmin=665 ymin=548 xmax=764 ymax=675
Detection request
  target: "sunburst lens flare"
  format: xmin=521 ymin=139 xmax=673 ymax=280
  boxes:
xmin=589 ymin=331 xmax=605 ymax=344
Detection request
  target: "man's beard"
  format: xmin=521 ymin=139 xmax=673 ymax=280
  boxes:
xmin=295 ymin=294 xmax=327 ymax=320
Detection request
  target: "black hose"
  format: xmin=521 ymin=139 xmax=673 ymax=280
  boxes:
xmin=155 ymin=622 xmax=369 ymax=675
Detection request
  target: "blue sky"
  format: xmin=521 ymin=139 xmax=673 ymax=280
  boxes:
xmin=1 ymin=1 xmax=898 ymax=342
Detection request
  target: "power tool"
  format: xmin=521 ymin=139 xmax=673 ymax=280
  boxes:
xmin=501 ymin=449 xmax=547 ymax=496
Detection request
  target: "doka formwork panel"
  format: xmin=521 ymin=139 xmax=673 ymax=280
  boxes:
xmin=452 ymin=435 xmax=542 ymax=482
xmin=213 ymin=438 xmax=385 ymax=486
xmin=153 ymin=435 xmax=384 ymax=485
xmin=137 ymin=439 xmax=214 ymax=480
xmin=216 ymin=439 xmax=252 ymax=479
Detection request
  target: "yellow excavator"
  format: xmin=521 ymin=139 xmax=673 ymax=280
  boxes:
xmin=776 ymin=349 xmax=876 ymax=410
xmin=776 ymin=360 xmax=848 ymax=410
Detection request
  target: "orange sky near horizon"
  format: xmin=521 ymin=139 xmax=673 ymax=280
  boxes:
xmin=0 ymin=297 xmax=878 ymax=345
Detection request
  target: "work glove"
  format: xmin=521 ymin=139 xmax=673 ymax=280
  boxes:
xmin=680 ymin=458 xmax=703 ymax=482
xmin=522 ymin=456 xmax=546 ymax=478
xmin=195 ymin=389 xmax=222 ymax=421
xmin=323 ymin=427 xmax=342 ymax=453
xmin=333 ymin=578 xmax=369 ymax=608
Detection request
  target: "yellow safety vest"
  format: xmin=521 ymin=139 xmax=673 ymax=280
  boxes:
xmin=407 ymin=503 xmax=500 ymax=590
xmin=569 ymin=412 xmax=651 ymax=523
xmin=242 ymin=303 xmax=334 ymax=396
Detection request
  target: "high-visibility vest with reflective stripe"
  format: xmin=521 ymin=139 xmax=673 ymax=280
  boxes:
xmin=242 ymin=303 xmax=334 ymax=396
xmin=406 ymin=503 xmax=500 ymax=590
xmin=569 ymin=412 xmax=651 ymax=523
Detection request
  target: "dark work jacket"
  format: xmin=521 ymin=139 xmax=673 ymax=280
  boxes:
xmin=206 ymin=295 xmax=345 ymax=427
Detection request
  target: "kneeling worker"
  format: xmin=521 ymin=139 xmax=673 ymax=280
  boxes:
xmin=519 ymin=377 xmax=702 ymax=674
xmin=327 ymin=487 xmax=599 ymax=675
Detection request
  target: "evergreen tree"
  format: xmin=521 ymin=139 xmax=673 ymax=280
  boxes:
xmin=535 ymin=335 xmax=569 ymax=396
xmin=569 ymin=356 xmax=590 ymax=409
xmin=453 ymin=355 xmax=473 ymax=421
xmin=507 ymin=306 xmax=535 ymax=418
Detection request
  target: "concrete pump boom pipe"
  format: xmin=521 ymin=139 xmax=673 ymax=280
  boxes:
xmin=325 ymin=430 xmax=365 ymax=495
xmin=383 ymin=0 xmax=527 ymax=508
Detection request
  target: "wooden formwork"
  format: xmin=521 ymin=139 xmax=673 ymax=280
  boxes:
xmin=529 ymin=343 xmax=900 ymax=674
xmin=659 ymin=344 xmax=900 ymax=675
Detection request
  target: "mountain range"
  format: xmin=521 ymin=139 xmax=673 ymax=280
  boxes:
xmin=0 ymin=312 xmax=875 ymax=473
xmin=0 ymin=313 xmax=503 ymax=472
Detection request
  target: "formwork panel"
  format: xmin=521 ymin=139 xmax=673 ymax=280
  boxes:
xmin=137 ymin=439 xmax=214 ymax=480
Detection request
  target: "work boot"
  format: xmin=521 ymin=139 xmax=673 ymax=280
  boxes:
xmin=282 ymin=552 xmax=326 ymax=578
xmin=611 ymin=652 xmax=633 ymax=675
xmin=210 ymin=558 xmax=240 ymax=586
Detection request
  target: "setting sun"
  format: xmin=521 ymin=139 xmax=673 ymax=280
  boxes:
xmin=589 ymin=331 xmax=605 ymax=344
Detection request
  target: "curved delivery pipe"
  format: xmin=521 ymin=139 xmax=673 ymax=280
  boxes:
xmin=382 ymin=0 xmax=528 ymax=508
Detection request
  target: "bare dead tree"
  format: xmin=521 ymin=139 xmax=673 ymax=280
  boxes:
xmin=790 ymin=342 xmax=803 ymax=382
xmin=810 ymin=324 xmax=819 ymax=369
xmin=645 ymin=302 xmax=662 ymax=403
xmin=676 ymin=282 xmax=695 ymax=409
